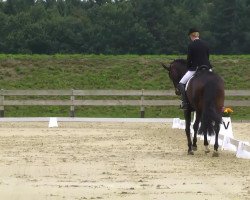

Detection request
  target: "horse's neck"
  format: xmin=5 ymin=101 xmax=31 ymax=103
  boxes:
xmin=176 ymin=66 xmax=187 ymax=80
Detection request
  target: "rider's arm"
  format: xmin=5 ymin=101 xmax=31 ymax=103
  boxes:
xmin=187 ymin=45 xmax=192 ymax=69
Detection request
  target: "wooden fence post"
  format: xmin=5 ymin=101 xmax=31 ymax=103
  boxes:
xmin=0 ymin=89 xmax=4 ymax=117
xmin=70 ymin=89 xmax=75 ymax=117
xmin=140 ymin=89 xmax=145 ymax=118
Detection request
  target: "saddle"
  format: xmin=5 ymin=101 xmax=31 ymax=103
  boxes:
xmin=196 ymin=65 xmax=211 ymax=72
xmin=185 ymin=65 xmax=212 ymax=90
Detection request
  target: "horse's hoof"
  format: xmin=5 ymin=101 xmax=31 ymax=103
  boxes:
xmin=205 ymin=146 xmax=210 ymax=154
xmin=192 ymin=146 xmax=197 ymax=151
xmin=188 ymin=150 xmax=194 ymax=155
xmin=212 ymin=151 xmax=219 ymax=157
xmin=205 ymin=150 xmax=210 ymax=154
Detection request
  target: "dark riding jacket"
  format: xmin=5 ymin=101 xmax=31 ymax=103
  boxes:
xmin=187 ymin=39 xmax=211 ymax=71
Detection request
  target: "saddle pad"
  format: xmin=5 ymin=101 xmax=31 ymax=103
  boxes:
xmin=185 ymin=75 xmax=194 ymax=91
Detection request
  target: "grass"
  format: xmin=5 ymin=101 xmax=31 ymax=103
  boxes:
xmin=0 ymin=54 xmax=249 ymax=120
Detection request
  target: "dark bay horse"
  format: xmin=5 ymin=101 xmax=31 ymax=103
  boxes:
xmin=162 ymin=59 xmax=225 ymax=156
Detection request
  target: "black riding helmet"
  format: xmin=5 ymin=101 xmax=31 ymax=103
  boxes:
xmin=188 ymin=28 xmax=199 ymax=35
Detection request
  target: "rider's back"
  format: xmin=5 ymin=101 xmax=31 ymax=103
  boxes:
xmin=188 ymin=39 xmax=211 ymax=70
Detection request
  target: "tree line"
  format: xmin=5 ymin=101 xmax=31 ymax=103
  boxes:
xmin=0 ymin=0 xmax=249 ymax=54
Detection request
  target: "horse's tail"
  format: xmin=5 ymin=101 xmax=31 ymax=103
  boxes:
xmin=200 ymin=81 xmax=222 ymax=136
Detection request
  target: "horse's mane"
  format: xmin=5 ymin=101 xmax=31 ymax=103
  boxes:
xmin=173 ymin=59 xmax=187 ymax=65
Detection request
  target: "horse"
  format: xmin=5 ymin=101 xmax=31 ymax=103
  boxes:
xmin=162 ymin=59 xmax=225 ymax=156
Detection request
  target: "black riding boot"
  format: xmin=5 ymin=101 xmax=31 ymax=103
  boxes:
xmin=177 ymin=83 xmax=189 ymax=109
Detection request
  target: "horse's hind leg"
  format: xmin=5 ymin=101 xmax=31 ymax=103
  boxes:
xmin=204 ymin=134 xmax=210 ymax=153
xmin=212 ymin=123 xmax=220 ymax=157
xmin=184 ymin=110 xmax=193 ymax=155
xmin=192 ymin=112 xmax=201 ymax=151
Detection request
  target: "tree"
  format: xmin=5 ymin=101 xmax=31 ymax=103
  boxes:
xmin=0 ymin=0 xmax=249 ymax=54
xmin=209 ymin=0 xmax=239 ymax=53
xmin=4 ymin=0 xmax=35 ymax=15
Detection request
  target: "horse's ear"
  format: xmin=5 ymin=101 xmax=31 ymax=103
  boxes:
xmin=161 ymin=63 xmax=170 ymax=71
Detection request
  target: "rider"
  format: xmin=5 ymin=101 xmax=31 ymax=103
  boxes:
xmin=177 ymin=28 xmax=212 ymax=109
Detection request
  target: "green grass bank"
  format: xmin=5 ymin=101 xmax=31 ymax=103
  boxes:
xmin=0 ymin=54 xmax=249 ymax=120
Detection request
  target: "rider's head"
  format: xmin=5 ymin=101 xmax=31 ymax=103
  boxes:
xmin=188 ymin=28 xmax=199 ymax=41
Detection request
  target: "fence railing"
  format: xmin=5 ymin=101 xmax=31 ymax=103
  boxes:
xmin=0 ymin=89 xmax=249 ymax=117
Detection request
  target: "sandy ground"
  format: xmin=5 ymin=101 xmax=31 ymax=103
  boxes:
xmin=0 ymin=121 xmax=249 ymax=200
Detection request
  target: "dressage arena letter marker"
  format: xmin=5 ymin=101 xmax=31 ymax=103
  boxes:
xmin=223 ymin=121 xmax=230 ymax=129
xmin=220 ymin=117 xmax=234 ymax=138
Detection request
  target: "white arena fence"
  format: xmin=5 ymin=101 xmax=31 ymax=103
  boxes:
xmin=172 ymin=115 xmax=250 ymax=160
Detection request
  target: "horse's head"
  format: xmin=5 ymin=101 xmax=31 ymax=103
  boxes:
xmin=161 ymin=59 xmax=187 ymax=95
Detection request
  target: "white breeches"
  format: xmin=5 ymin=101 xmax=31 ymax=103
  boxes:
xmin=179 ymin=71 xmax=196 ymax=84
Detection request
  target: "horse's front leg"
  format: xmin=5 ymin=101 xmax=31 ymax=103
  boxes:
xmin=184 ymin=109 xmax=193 ymax=155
